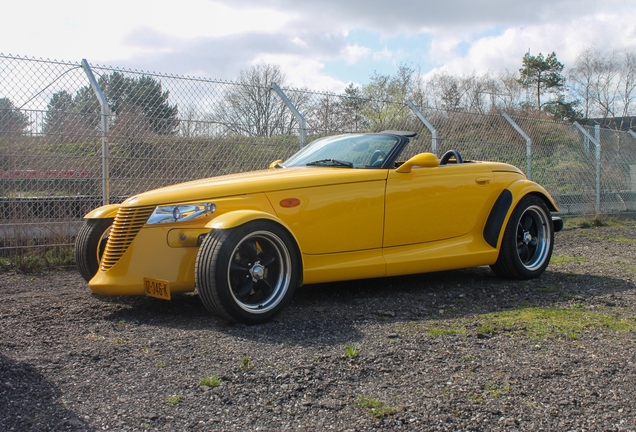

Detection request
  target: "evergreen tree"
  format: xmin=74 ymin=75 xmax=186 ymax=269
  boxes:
xmin=518 ymin=51 xmax=566 ymax=110
xmin=0 ymin=98 xmax=30 ymax=135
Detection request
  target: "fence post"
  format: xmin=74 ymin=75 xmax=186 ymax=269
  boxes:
xmin=501 ymin=112 xmax=532 ymax=180
xmin=407 ymin=101 xmax=438 ymax=156
xmin=81 ymin=59 xmax=111 ymax=205
xmin=573 ymin=122 xmax=601 ymax=214
xmin=270 ymin=83 xmax=306 ymax=148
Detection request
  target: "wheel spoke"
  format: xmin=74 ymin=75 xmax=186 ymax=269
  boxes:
xmin=521 ymin=214 xmax=533 ymax=231
xmin=230 ymin=261 xmax=249 ymax=273
xmin=260 ymin=252 xmax=276 ymax=267
xmin=518 ymin=243 xmax=529 ymax=262
xmin=257 ymin=279 xmax=274 ymax=297
xmin=240 ymin=239 xmax=259 ymax=263
xmin=235 ymin=279 xmax=254 ymax=301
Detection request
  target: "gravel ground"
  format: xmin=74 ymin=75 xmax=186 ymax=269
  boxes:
xmin=1 ymin=221 xmax=636 ymax=431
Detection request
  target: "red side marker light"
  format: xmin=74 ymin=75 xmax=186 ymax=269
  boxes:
xmin=280 ymin=198 xmax=301 ymax=208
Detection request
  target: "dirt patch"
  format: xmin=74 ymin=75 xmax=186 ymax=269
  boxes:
xmin=1 ymin=223 xmax=636 ymax=431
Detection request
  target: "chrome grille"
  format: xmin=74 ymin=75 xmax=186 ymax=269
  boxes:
xmin=100 ymin=206 xmax=155 ymax=271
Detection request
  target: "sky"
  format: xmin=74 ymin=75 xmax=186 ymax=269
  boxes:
xmin=3 ymin=0 xmax=636 ymax=93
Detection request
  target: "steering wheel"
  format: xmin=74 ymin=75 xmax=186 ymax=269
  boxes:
xmin=439 ymin=150 xmax=463 ymax=165
xmin=369 ymin=150 xmax=387 ymax=167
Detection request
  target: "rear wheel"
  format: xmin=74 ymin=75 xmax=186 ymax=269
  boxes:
xmin=75 ymin=218 xmax=113 ymax=282
xmin=195 ymin=220 xmax=300 ymax=324
xmin=490 ymin=195 xmax=554 ymax=279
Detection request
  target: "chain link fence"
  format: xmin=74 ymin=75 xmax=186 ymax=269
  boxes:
xmin=2 ymin=54 xmax=636 ymax=267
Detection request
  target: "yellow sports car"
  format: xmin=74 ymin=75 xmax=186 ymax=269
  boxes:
xmin=76 ymin=131 xmax=563 ymax=324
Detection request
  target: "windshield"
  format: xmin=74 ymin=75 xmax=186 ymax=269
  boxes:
xmin=283 ymin=134 xmax=401 ymax=169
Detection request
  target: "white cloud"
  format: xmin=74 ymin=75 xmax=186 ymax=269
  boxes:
xmin=251 ymin=53 xmax=348 ymax=92
xmin=2 ymin=0 xmax=636 ymax=92
xmin=341 ymin=44 xmax=371 ymax=64
xmin=373 ymin=48 xmax=393 ymax=62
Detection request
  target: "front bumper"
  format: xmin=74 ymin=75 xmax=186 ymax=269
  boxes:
xmin=88 ymin=226 xmax=205 ymax=296
xmin=552 ymin=217 xmax=564 ymax=232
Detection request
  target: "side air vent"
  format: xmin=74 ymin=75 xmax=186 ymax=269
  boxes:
xmin=100 ymin=206 xmax=155 ymax=271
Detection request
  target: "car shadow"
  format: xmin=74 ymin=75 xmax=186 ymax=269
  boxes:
xmin=98 ymin=265 xmax=635 ymax=348
xmin=0 ymin=354 xmax=91 ymax=431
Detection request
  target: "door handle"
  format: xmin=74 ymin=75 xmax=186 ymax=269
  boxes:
xmin=476 ymin=177 xmax=491 ymax=186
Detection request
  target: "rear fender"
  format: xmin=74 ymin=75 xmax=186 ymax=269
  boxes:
xmin=484 ymin=180 xmax=559 ymax=249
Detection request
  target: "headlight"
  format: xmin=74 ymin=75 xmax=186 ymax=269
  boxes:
xmin=146 ymin=203 xmax=216 ymax=224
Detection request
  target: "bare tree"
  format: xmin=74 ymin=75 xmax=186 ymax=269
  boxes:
xmin=569 ymin=48 xmax=636 ymax=126
xmin=213 ymin=64 xmax=309 ymax=137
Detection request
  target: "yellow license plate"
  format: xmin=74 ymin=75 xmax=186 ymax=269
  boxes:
xmin=144 ymin=277 xmax=171 ymax=300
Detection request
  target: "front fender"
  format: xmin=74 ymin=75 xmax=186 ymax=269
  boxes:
xmin=204 ymin=210 xmax=304 ymax=286
xmin=205 ymin=210 xmax=287 ymax=230
xmin=84 ymin=204 xmax=121 ymax=219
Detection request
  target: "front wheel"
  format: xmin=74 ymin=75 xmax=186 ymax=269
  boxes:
xmin=195 ymin=220 xmax=300 ymax=324
xmin=75 ymin=218 xmax=113 ymax=282
xmin=490 ymin=195 xmax=554 ymax=280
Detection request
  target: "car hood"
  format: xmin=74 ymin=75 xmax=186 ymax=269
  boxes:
xmin=123 ymin=167 xmax=389 ymax=207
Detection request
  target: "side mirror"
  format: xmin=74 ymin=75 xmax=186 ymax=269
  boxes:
xmin=269 ymin=159 xmax=283 ymax=169
xmin=395 ymin=153 xmax=439 ymax=173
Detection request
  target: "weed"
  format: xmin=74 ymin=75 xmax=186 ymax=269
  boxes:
xmin=377 ymin=316 xmax=388 ymax=322
xmin=616 ymin=260 xmax=636 ymax=273
xmin=0 ymin=257 xmax=12 ymax=271
xmin=467 ymin=393 xmax=484 ymax=403
xmin=354 ymin=396 xmax=399 ymax=418
xmin=13 ymin=252 xmax=46 ymax=273
xmin=155 ymin=361 xmax=167 ymax=368
xmin=239 ymin=356 xmax=254 ymax=370
xmin=486 ymin=383 xmax=510 ymax=398
xmin=561 ymin=292 xmax=575 ymax=300
xmin=199 ymin=376 xmax=222 ymax=387
xmin=118 ymin=320 xmax=126 ymax=325
xmin=343 ymin=344 xmax=361 ymax=358
xmin=165 ymin=395 xmax=183 ymax=406
xmin=112 ymin=338 xmax=127 ymax=346
xmin=44 ymin=247 xmax=76 ymax=267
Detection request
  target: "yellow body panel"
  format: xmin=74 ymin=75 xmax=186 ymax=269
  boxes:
xmin=384 ymin=163 xmax=496 ymax=246
xmin=265 ymin=170 xmax=387 ymax=254
xmin=85 ymin=155 xmax=558 ymax=296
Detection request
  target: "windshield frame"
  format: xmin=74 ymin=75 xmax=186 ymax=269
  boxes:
xmin=282 ymin=133 xmax=411 ymax=169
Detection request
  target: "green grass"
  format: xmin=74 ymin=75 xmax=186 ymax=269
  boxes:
xmin=426 ymin=325 xmax=467 ymax=337
xmin=565 ymin=216 xmax=609 ymax=228
xmin=198 ymin=376 xmax=222 ymax=387
xmin=476 ymin=307 xmax=636 ymax=340
xmin=354 ymin=396 xmax=399 ymax=418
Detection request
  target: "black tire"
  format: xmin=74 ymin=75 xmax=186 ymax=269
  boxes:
xmin=195 ymin=220 xmax=301 ymax=324
xmin=490 ymin=195 xmax=554 ymax=280
xmin=75 ymin=218 xmax=114 ymax=282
